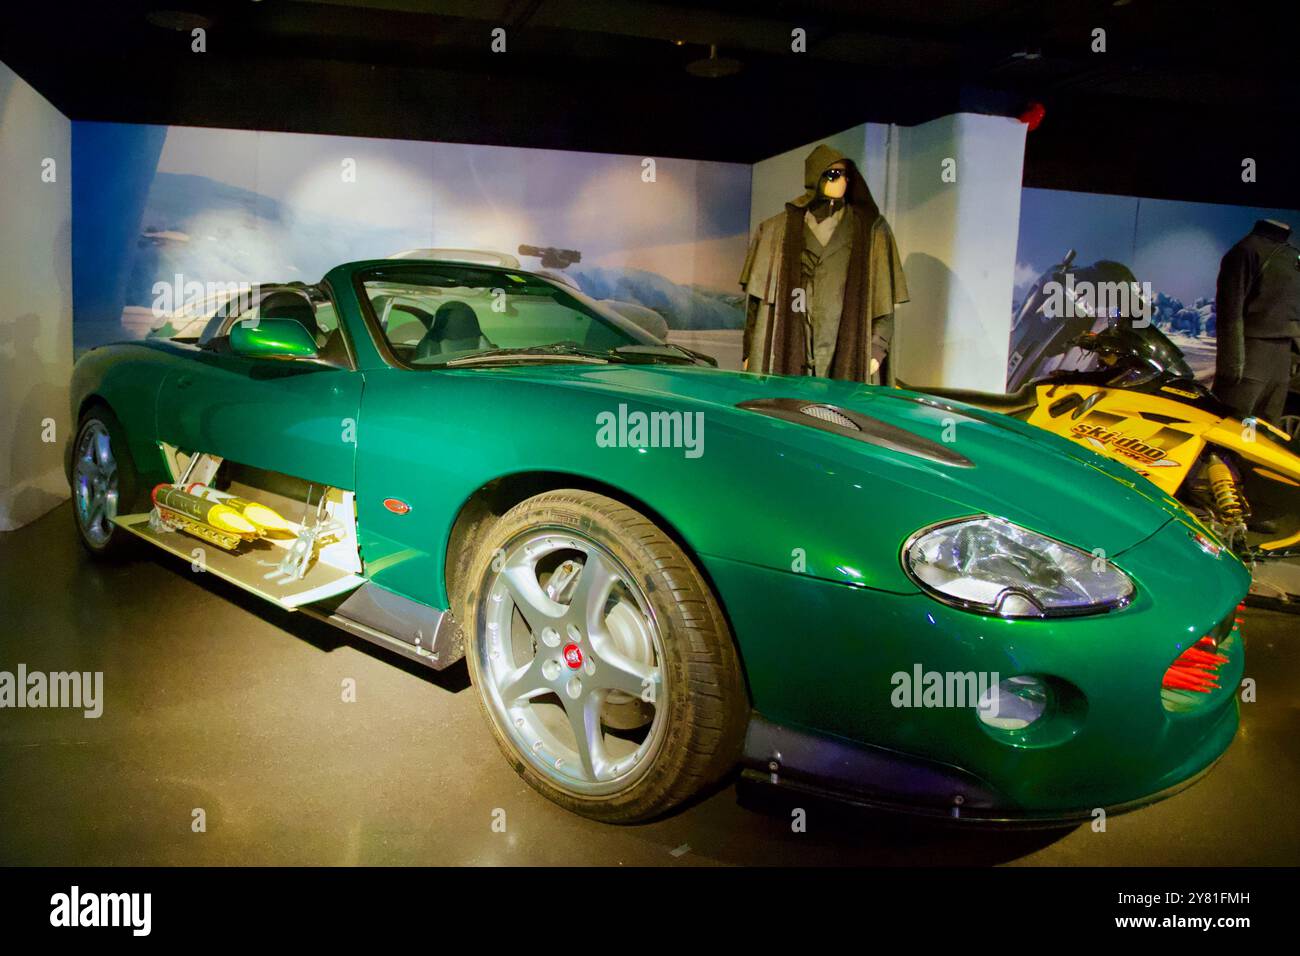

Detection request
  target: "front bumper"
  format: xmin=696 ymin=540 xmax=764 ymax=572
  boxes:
xmin=704 ymin=516 xmax=1250 ymax=820
xmin=740 ymin=705 xmax=1236 ymax=825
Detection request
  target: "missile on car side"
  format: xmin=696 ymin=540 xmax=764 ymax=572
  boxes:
xmin=184 ymin=483 xmax=293 ymax=533
xmin=151 ymin=484 xmax=258 ymax=537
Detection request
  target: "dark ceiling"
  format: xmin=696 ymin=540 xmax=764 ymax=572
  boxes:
xmin=2 ymin=0 xmax=1297 ymax=207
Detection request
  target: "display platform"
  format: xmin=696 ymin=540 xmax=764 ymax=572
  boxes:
xmin=2 ymin=502 xmax=1297 ymax=866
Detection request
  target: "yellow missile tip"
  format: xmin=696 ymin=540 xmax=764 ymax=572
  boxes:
xmin=207 ymin=505 xmax=257 ymax=535
xmin=241 ymin=503 xmax=292 ymax=533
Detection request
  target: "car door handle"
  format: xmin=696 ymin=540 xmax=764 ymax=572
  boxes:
xmin=174 ymin=375 xmax=194 ymax=390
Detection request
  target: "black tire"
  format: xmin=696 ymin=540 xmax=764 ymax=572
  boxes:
xmin=70 ymin=404 xmax=144 ymax=559
xmin=457 ymin=490 xmax=749 ymax=823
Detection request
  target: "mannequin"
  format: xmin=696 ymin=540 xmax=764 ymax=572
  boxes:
xmin=1213 ymin=218 xmax=1300 ymax=424
xmin=739 ymin=144 xmax=908 ymax=383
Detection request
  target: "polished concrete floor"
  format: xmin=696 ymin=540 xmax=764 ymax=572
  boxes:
xmin=1 ymin=502 xmax=1296 ymax=866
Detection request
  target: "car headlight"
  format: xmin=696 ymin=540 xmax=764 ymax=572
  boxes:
xmin=902 ymin=516 xmax=1134 ymax=618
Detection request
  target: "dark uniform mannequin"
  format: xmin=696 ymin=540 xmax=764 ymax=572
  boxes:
xmin=1213 ymin=219 xmax=1300 ymax=423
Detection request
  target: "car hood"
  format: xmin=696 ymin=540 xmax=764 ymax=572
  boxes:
xmin=468 ymin=362 xmax=1190 ymax=557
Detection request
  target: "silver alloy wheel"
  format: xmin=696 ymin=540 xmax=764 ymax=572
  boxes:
xmin=478 ymin=529 xmax=668 ymax=797
xmin=73 ymin=420 xmax=120 ymax=548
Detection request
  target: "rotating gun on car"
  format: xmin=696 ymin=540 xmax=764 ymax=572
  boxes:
xmin=518 ymin=245 xmax=582 ymax=270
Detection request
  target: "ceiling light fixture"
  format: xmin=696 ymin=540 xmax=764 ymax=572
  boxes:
xmin=686 ymin=44 xmax=742 ymax=78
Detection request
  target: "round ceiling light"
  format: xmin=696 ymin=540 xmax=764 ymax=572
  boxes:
xmin=686 ymin=44 xmax=742 ymax=78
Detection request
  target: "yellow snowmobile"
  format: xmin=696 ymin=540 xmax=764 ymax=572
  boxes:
xmin=907 ymin=324 xmax=1300 ymax=607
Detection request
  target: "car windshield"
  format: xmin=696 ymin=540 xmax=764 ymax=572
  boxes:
xmin=360 ymin=264 xmax=665 ymax=368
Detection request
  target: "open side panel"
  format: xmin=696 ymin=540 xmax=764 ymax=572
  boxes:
xmin=114 ymin=447 xmax=364 ymax=609
xmin=116 ymin=447 xmax=463 ymax=668
xmin=113 ymin=512 xmax=363 ymax=610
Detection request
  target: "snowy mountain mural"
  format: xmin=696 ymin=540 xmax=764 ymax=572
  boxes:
xmin=569 ymin=266 xmax=744 ymax=330
xmin=123 ymin=172 xmax=426 ymax=309
xmin=72 ymin=123 xmax=750 ymax=353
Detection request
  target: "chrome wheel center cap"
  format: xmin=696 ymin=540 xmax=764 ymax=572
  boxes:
xmin=562 ymin=643 xmax=584 ymax=669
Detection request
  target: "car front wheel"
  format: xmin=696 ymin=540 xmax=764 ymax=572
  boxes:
xmin=71 ymin=405 xmax=141 ymax=559
xmin=461 ymin=490 xmax=748 ymax=823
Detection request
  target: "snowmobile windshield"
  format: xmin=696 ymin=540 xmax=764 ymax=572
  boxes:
xmin=1078 ymin=324 xmax=1197 ymax=384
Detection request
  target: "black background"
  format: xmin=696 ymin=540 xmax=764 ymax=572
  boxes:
xmin=1 ymin=0 xmax=1297 ymax=208
xmin=0 ymin=866 xmax=1284 ymax=940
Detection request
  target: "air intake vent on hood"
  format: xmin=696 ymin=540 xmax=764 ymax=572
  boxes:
xmin=800 ymin=404 xmax=860 ymax=430
xmin=738 ymin=398 xmax=974 ymax=468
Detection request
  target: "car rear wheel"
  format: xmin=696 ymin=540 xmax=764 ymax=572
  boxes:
xmin=460 ymin=490 xmax=748 ymax=823
xmin=71 ymin=406 xmax=141 ymax=559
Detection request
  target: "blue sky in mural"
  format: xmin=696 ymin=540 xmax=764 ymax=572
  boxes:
xmin=72 ymin=123 xmax=752 ymax=351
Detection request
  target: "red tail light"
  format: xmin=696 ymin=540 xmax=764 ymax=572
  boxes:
xmin=1161 ymin=607 xmax=1241 ymax=694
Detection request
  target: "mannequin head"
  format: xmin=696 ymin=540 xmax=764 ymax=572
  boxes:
xmin=795 ymin=145 xmax=879 ymax=220
xmin=819 ymin=162 xmax=849 ymax=201
xmin=1254 ymin=218 xmax=1292 ymax=240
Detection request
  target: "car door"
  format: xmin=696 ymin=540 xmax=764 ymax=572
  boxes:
xmin=156 ymin=287 xmax=362 ymax=491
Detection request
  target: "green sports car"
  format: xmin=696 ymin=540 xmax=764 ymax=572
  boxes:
xmin=67 ymin=258 xmax=1249 ymax=823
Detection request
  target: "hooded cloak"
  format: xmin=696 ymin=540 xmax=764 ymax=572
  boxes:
xmin=739 ymin=144 xmax=908 ymax=383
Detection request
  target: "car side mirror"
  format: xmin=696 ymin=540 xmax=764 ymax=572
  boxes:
xmin=229 ymin=318 xmax=320 ymax=360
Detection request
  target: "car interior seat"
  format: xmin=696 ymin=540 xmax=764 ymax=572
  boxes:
xmin=259 ymin=291 xmax=325 ymax=346
xmin=262 ymin=290 xmax=354 ymax=365
xmin=212 ymin=289 xmax=350 ymax=365
xmin=415 ymin=301 xmax=493 ymax=359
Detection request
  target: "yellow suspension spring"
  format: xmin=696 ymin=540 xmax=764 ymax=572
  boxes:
xmin=1207 ymin=457 xmax=1249 ymax=523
